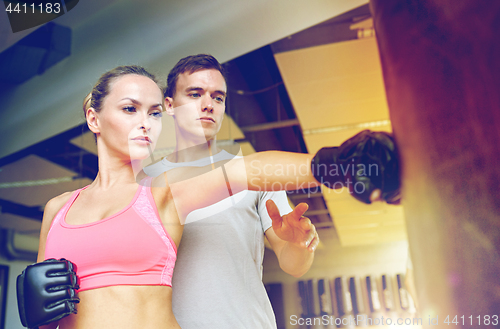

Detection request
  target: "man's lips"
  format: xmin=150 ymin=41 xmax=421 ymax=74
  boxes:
xmin=198 ymin=117 xmax=215 ymax=123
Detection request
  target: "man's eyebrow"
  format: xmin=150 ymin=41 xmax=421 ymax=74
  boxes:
xmin=185 ymin=87 xmax=226 ymax=97
xmin=186 ymin=87 xmax=203 ymax=92
xmin=213 ymin=90 xmax=227 ymax=97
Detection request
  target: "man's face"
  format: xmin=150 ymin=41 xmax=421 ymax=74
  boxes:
xmin=166 ymin=69 xmax=227 ymax=142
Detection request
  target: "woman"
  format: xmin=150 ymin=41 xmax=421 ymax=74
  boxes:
xmin=38 ymin=66 xmax=181 ymax=329
xmin=36 ymin=65 xmax=324 ymax=329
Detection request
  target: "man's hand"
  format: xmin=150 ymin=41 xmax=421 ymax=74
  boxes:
xmin=266 ymin=200 xmax=319 ymax=252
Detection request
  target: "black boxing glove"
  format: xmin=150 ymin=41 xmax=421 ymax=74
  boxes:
xmin=17 ymin=258 xmax=79 ymax=329
xmin=311 ymin=130 xmax=401 ymax=204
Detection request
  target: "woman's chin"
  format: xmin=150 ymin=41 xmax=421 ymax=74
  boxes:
xmin=125 ymin=153 xmax=152 ymax=166
xmin=130 ymin=152 xmax=152 ymax=161
xmin=128 ymin=144 xmax=155 ymax=161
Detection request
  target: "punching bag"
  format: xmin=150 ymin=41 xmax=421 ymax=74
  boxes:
xmin=371 ymin=0 xmax=500 ymax=327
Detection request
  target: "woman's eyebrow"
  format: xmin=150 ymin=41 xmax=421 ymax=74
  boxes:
xmin=119 ymin=97 xmax=141 ymax=104
xmin=120 ymin=98 xmax=163 ymax=110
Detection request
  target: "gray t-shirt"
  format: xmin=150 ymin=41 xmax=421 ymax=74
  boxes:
xmin=144 ymin=150 xmax=293 ymax=328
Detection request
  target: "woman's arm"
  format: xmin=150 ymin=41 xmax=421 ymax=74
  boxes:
xmin=166 ymin=151 xmax=319 ymax=220
xmin=35 ymin=194 xmax=72 ymax=329
xmin=37 ymin=194 xmax=69 ymax=262
xmin=240 ymin=151 xmax=319 ymax=192
xmin=164 ymin=130 xmax=400 ymax=220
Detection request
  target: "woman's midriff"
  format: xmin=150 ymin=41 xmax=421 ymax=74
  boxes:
xmin=58 ymin=285 xmax=180 ymax=329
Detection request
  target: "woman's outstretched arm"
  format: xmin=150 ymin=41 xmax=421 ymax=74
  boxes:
xmin=162 ymin=130 xmax=400 ymax=220
xmin=240 ymin=151 xmax=320 ymax=192
xmin=165 ymin=151 xmax=320 ymax=220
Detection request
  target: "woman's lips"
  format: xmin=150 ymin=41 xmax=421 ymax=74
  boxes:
xmin=131 ymin=136 xmax=152 ymax=145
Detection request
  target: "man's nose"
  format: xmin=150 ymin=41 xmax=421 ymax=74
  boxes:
xmin=201 ymin=95 xmax=214 ymax=113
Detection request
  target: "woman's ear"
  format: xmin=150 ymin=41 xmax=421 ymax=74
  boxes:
xmin=86 ymin=108 xmax=100 ymax=134
xmin=165 ymin=97 xmax=175 ymax=116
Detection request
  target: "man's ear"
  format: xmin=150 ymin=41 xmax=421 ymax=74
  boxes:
xmin=165 ymin=97 xmax=175 ymax=116
xmin=86 ymin=108 xmax=100 ymax=134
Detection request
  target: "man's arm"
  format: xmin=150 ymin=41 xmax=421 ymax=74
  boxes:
xmin=263 ymin=188 xmax=383 ymax=278
xmin=264 ymin=199 xmax=319 ymax=278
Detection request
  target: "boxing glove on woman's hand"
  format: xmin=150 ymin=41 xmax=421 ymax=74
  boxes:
xmin=311 ymin=130 xmax=401 ymax=204
xmin=17 ymin=258 xmax=79 ymax=328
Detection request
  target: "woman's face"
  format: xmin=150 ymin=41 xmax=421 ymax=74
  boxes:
xmin=94 ymin=74 xmax=163 ymax=161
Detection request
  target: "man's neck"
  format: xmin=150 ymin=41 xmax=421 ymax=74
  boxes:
xmin=168 ymin=139 xmax=220 ymax=163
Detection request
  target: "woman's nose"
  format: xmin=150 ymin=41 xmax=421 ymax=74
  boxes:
xmin=139 ymin=114 xmax=151 ymax=131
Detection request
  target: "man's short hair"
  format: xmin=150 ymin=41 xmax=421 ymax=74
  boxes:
xmin=165 ymin=54 xmax=226 ymax=98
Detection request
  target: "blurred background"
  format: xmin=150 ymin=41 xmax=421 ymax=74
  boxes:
xmin=0 ymin=1 xmax=417 ymax=328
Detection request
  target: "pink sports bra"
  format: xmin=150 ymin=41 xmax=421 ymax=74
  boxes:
xmin=45 ymin=178 xmax=177 ymax=292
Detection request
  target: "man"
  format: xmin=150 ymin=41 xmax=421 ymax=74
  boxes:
xmin=144 ymin=54 xmax=319 ymax=328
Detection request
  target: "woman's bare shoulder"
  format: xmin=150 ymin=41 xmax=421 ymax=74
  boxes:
xmin=150 ymin=172 xmax=169 ymax=188
xmin=46 ymin=191 xmax=74 ymax=212
xmin=38 ymin=190 xmax=77 ymax=261
xmin=42 ymin=190 xmax=75 ymax=224
xmin=150 ymin=173 xmax=172 ymax=201
xmin=39 ymin=190 xmax=76 ymax=247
